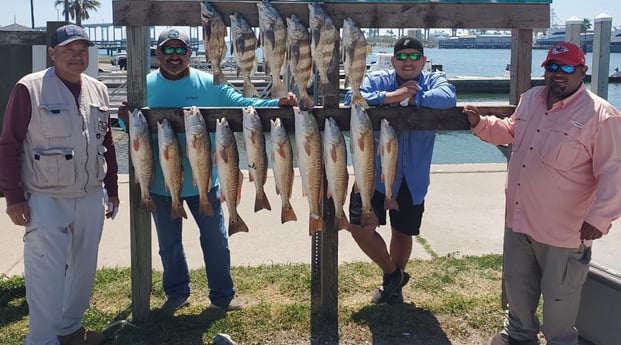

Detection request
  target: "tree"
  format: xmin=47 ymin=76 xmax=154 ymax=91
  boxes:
xmin=54 ymin=0 xmax=101 ymax=26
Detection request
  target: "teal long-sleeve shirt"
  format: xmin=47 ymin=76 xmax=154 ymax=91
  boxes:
xmin=147 ymin=68 xmax=279 ymax=197
xmin=344 ymin=69 xmax=456 ymax=204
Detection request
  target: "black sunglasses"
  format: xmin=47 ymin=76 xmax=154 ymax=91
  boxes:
xmin=545 ymin=63 xmax=580 ymax=74
xmin=395 ymin=52 xmax=422 ymax=61
xmin=160 ymin=46 xmax=188 ymax=55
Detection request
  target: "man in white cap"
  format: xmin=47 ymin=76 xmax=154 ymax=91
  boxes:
xmin=464 ymin=42 xmax=621 ymax=345
xmin=0 ymin=24 xmax=119 ymax=345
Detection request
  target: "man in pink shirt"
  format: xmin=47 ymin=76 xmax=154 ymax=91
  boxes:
xmin=463 ymin=42 xmax=621 ymax=345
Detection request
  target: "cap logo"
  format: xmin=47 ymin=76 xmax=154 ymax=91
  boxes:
xmin=551 ymin=45 xmax=570 ymax=55
xmin=167 ymin=29 xmax=180 ymax=39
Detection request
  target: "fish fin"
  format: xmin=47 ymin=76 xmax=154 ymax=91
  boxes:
xmin=243 ymin=80 xmax=260 ymax=98
xmin=352 ymin=181 xmax=360 ymax=194
xmin=337 ymin=213 xmax=351 ymax=231
xmin=380 ymin=173 xmax=385 ymax=184
xmin=228 ymin=216 xmax=249 ymax=236
xmin=281 ymin=205 xmax=297 ymax=224
xmin=309 ymin=213 xmax=324 ymax=235
xmin=248 ymin=170 xmax=254 ymax=182
xmin=218 ymin=148 xmax=228 ymax=164
xmin=254 ymin=194 xmax=271 ymax=212
xmin=384 ymin=197 xmax=400 ymax=211
xmin=360 ymin=209 xmax=379 ymax=229
xmin=271 ymin=79 xmax=287 ymax=99
xmin=200 ymin=194 xmax=215 ymax=217
xmin=275 ymin=183 xmax=281 ymax=195
xmin=162 ymin=145 xmax=170 ymax=161
xmin=132 ymin=137 xmax=141 ymax=152
xmin=351 ymin=95 xmax=369 ymax=109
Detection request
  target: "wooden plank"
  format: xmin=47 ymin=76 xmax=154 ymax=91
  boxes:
xmin=126 ymin=25 xmax=153 ymax=322
xmin=112 ymin=1 xmax=549 ymax=29
xmin=140 ymin=105 xmax=514 ymax=134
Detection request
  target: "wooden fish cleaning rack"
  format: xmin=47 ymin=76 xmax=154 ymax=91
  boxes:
xmin=112 ymin=0 xmax=549 ymax=334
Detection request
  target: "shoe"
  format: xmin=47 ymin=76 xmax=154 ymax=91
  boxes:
xmin=209 ymin=297 xmax=243 ymax=312
xmin=371 ymin=268 xmax=410 ymax=304
xmin=386 ymin=289 xmax=404 ymax=305
xmin=58 ymin=327 xmax=105 ymax=345
xmin=160 ymin=296 xmax=189 ymax=314
xmin=490 ymin=332 xmax=540 ymax=345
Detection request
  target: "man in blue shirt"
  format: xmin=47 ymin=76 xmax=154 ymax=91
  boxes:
xmin=344 ymin=36 xmax=456 ymax=304
xmin=119 ymin=28 xmax=296 ymax=314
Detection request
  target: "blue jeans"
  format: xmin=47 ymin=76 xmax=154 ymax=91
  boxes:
xmin=151 ymin=186 xmax=235 ymax=306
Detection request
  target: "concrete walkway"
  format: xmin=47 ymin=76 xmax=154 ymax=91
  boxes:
xmin=1 ymin=163 xmax=620 ymax=277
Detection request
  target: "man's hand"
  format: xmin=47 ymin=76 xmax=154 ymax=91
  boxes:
xmin=105 ymin=195 xmax=120 ymax=220
xmin=6 ymin=202 xmax=30 ymax=226
xmin=277 ymin=92 xmax=298 ymax=107
xmin=117 ymin=101 xmax=129 ymax=124
xmin=580 ymin=222 xmax=603 ymax=241
xmin=462 ymin=105 xmax=481 ymax=128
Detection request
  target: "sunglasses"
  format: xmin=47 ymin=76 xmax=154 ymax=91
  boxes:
xmin=544 ymin=63 xmax=580 ymax=74
xmin=160 ymin=46 xmax=188 ymax=55
xmin=395 ymin=52 xmax=422 ymax=61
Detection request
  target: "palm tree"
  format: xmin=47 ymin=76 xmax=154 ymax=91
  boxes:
xmin=581 ymin=18 xmax=592 ymax=51
xmin=54 ymin=0 xmax=101 ymax=26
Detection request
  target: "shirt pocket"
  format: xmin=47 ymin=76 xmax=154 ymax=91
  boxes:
xmin=31 ymin=147 xmax=77 ymax=187
xmin=38 ymin=104 xmax=72 ymax=138
xmin=540 ymin=125 xmax=584 ymax=171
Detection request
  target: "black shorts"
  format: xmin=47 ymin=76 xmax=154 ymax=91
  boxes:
xmin=349 ymin=179 xmax=424 ymax=236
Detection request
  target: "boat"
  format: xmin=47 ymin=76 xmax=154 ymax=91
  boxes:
xmin=438 ymin=34 xmax=512 ymax=49
xmin=534 ymin=27 xmax=621 ymax=53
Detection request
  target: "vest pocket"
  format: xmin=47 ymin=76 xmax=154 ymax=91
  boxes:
xmin=31 ymin=147 xmax=76 ymax=187
xmin=38 ymin=105 xmax=71 ymax=138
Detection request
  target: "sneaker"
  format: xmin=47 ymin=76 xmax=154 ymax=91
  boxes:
xmin=490 ymin=332 xmax=540 ymax=345
xmin=209 ymin=297 xmax=243 ymax=312
xmin=371 ymin=268 xmax=410 ymax=304
xmin=386 ymin=289 xmax=404 ymax=305
xmin=58 ymin=327 xmax=105 ymax=345
xmin=160 ymin=296 xmax=189 ymax=314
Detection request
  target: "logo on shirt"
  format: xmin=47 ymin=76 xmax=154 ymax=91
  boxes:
xmin=570 ymin=120 xmax=583 ymax=129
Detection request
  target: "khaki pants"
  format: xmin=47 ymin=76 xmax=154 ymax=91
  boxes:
xmin=501 ymin=227 xmax=591 ymax=345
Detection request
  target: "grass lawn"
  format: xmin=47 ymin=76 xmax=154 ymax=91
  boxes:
xmin=0 ymin=255 xmax=505 ymax=345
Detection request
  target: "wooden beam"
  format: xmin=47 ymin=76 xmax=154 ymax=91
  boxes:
xmin=112 ymin=1 xmax=549 ymax=29
xmin=140 ymin=105 xmax=515 ymax=133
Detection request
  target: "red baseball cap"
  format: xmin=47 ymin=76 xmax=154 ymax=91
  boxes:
xmin=541 ymin=42 xmax=586 ymax=67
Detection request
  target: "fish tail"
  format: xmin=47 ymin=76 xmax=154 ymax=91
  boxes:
xmin=384 ymin=197 xmax=400 ymax=211
xmin=213 ymin=67 xmax=228 ymax=85
xmin=309 ymin=213 xmax=324 ymax=235
xmin=318 ymin=81 xmax=337 ymax=97
xmin=281 ymin=205 xmax=297 ymax=224
xmin=243 ymin=80 xmax=260 ymax=98
xmin=336 ymin=213 xmax=351 ymax=231
xmin=360 ymin=209 xmax=378 ymax=229
xmin=254 ymin=194 xmax=272 ymax=212
xmin=351 ymin=95 xmax=369 ymax=109
xmin=271 ymin=79 xmax=288 ymax=99
xmin=200 ymin=194 xmax=215 ymax=217
xmin=298 ymin=95 xmax=315 ymax=111
xmin=141 ymin=197 xmax=157 ymax=213
xmin=228 ymin=215 xmax=249 ymax=236
xmin=171 ymin=204 xmax=188 ymax=220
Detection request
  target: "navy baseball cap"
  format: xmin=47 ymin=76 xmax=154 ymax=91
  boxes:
xmin=394 ymin=36 xmax=424 ymax=55
xmin=51 ymin=24 xmax=94 ymax=48
xmin=157 ymin=28 xmax=191 ymax=47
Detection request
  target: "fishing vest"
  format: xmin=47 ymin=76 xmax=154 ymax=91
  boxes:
xmin=19 ymin=67 xmax=111 ymax=198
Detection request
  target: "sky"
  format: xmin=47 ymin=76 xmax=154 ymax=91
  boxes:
xmin=1 ymin=0 xmax=620 ymax=29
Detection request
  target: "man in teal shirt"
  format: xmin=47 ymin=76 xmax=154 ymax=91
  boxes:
xmin=120 ymin=28 xmax=296 ymax=313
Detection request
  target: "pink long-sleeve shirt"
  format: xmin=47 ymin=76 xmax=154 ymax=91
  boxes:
xmin=472 ymin=85 xmax=621 ymax=248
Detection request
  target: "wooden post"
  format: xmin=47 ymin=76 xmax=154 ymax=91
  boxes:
xmin=592 ymin=14 xmax=612 ymax=99
xmin=126 ymin=25 xmax=152 ymax=322
xmin=509 ymin=29 xmax=533 ymax=106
